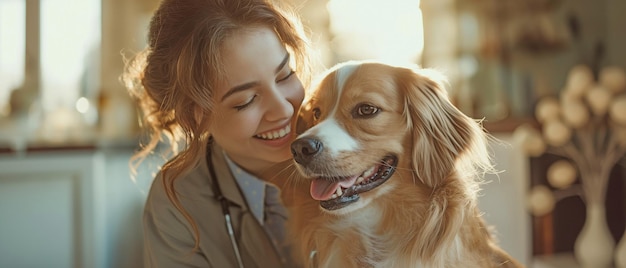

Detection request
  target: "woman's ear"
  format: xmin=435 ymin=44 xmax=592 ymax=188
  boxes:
xmin=399 ymin=67 xmax=479 ymax=187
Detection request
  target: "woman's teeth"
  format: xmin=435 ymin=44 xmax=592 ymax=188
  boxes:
xmin=256 ymin=125 xmax=291 ymax=140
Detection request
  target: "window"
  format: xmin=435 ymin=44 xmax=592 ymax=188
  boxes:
xmin=0 ymin=0 xmax=100 ymax=120
xmin=326 ymin=0 xmax=423 ymax=64
xmin=0 ymin=0 xmax=25 ymax=116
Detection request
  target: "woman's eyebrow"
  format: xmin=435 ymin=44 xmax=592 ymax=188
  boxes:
xmin=221 ymin=53 xmax=290 ymax=102
xmin=221 ymin=82 xmax=258 ymax=102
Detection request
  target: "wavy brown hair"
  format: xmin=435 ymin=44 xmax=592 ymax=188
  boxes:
xmin=122 ymin=0 xmax=312 ymax=250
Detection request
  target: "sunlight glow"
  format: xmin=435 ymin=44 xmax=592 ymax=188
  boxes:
xmin=327 ymin=0 xmax=423 ymax=64
xmin=75 ymin=97 xmax=90 ymax=114
xmin=41 ymin=0 xmax=101 ymax=111
xmin=0 ymin=0 xmax=100 ymax=115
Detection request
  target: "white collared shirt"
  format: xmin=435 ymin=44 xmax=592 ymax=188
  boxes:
xmin=223 ymin=151 xmax=267 ymax=225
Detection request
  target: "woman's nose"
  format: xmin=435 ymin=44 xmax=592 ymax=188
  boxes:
xmin=264 ymin=88 xmax=295 ymax=122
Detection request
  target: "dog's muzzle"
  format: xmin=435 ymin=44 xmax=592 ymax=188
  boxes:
xmin=291 ymin=137 xmax=398 ymax=211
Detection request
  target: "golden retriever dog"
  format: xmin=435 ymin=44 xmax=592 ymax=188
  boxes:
xmin=278 ymin=60 xmax=523 ymax=268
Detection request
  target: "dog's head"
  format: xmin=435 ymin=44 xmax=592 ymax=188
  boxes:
xmin=291 ymin=60 xmax=492 ymax=213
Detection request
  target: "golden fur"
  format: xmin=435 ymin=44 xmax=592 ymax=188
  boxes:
xmin=274 ymin=61 xmax=524 ymax=268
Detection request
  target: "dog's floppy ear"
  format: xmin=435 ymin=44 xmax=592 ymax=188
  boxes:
xmin=398 ymin=67 xmax=490 ymax=188
xmin=397 ymin=66 xmax=494 ymax=263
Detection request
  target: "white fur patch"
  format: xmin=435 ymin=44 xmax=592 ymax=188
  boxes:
xmin=320 ymin=63 xmax=361 ymax=157
xmin=334 ymin=63 xmax=359 ymax=94
xmin=307 ymin=118 xmax=359 ymax=157
xmin=299 ymin=63 xmax=361 ymax=157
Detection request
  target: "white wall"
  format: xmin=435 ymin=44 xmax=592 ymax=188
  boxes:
xmin=478 ymin=134 xmax=532 ymax=267
xmin=0 ymin=148 xmax=159 ymax=268
xmin=101 ymin=148 xmax=151 ymax=268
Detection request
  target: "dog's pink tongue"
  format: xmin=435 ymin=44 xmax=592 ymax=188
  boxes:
xmin=310 ymin=176 xmax=359 ymax=201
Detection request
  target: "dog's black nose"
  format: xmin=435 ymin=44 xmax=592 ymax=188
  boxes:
xmin=291 ymin=137 xmax=323 ymax=164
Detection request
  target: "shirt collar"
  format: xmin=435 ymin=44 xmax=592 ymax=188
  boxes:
xmin=223 ymin=152 xmax=266 ymax=225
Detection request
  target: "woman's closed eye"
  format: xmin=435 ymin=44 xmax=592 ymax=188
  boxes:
xmin=232 ymin=69 xmax=295 ymax=111
xmin=234 ymin=94 xmax=257 ymax=111
xmin=277 ymin=69 xmax=295 ymax=82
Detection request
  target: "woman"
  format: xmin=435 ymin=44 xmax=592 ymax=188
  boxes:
xmin=123 ymin=0 xmax=313 ymax=267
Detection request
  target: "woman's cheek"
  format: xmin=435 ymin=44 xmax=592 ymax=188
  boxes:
xmin=236 ymin=111 xmax=264 ymax=135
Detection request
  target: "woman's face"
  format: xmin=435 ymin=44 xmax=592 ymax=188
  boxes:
xmin=210 ymin=26 xmax=304 ymax=176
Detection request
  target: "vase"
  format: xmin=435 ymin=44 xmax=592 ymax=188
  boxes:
xmin=616 ymin=230 xmax=626 ymax=268
xmin=574 ymin=202 xmax=616 ymax=268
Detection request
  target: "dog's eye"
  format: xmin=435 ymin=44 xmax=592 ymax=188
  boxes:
xmin=312 ymin=108 xmax=321 ymax=121
xmin=353 ymin=103 xmax=380 ymax=118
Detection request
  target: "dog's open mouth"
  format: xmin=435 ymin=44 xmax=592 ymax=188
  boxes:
xmin=309 ymin=155 xmax=398 ymax=210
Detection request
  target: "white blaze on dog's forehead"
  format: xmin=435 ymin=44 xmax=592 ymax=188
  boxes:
xmin=308 ymin=118 xmax=359 ymax=156
xmin=333 ymin=63 xmax=360 ymax=95
xmin=323 ymin=63 xmax=361 ymax=156
xmin=296 ymin=62 xmax=361 ymax=156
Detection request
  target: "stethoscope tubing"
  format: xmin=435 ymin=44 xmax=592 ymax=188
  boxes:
xmin=207 ymin=146 xmax=245 ymax=268
xmin=221 ymin=199 xmax=244 ymax=268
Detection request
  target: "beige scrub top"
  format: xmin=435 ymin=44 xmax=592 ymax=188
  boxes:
xmin=142 ymin=142 xmax=286 ymax=268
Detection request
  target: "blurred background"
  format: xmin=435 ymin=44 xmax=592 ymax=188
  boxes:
xmin=0 ymin=0 xmax=624 ymax=267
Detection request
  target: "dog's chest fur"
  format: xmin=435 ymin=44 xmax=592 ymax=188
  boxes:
xmin=313 ymin=208 xmax=383 ymax=267
xmin=306 ymin=205 xmax=427 ymax=268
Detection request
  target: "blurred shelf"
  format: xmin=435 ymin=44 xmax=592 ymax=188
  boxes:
xmin=533 ymin=253 xmax=580 ymax=268
xmin=0 ymin=137 xmax=139 ymax=155
xmin=483 ymin=117 xmax=539 ymax=133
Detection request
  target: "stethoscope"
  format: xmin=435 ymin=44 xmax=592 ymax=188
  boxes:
xmin=206 ymin=142 xmax=318 ymax=268
xmin=206 ymin=145 xmax=245 ymax=268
